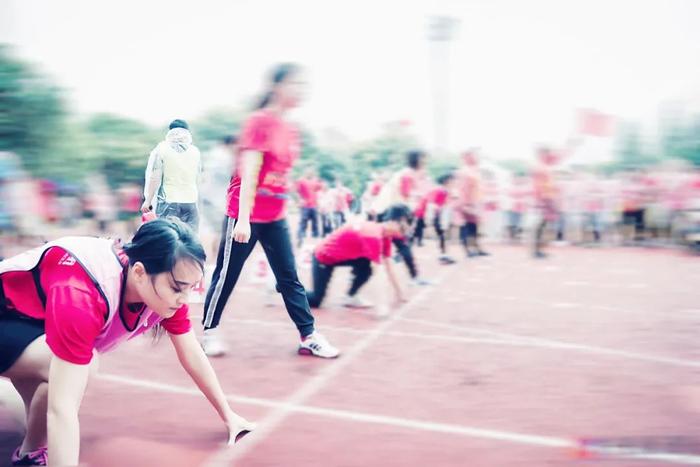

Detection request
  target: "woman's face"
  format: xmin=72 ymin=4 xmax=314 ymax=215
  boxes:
xmin=277 ymin=71 xmax=307 ymax=109
xmin=135 ymin=259 xmax=203 ymax=318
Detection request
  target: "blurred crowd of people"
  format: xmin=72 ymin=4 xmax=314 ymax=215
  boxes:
xmin=3 ymin=145 xmax=700 ymax=263
xmin=0 ymin=152 xmax=143 ymax=258
xmin=291 ymin=151 xmax=700 ymax=259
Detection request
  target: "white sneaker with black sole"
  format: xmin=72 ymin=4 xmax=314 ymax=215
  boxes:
xmin=298 ymin=331 xmax=340 ymax=358
xmin=201 ymin=331 xmax=227 ymax=357
xmin=411 ymin=277 xmax=435 ymax=286
xmin=340 ymin=294 xmax=373 ymax=308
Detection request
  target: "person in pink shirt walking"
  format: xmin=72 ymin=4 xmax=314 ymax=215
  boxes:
xmin=200 ymin=63 xmax=339 ymax=359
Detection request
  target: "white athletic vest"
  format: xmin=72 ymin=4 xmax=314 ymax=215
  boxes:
xmin=0 ymin=237 xmax=162 ymax=353
xmin=158 ymin=142 xmax=201 ymax=203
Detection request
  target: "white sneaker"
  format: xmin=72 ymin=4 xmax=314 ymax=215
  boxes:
xmin=375 ymin=304 xmax=390 ymax=319
xmin=201 ymin=332 xmax=227 ymax=357
xmin=298 ymin=331 xmax=340 ymax=358
xmin=264 ymin=291 xmax=277 ymax=307
xmin=264 ymin=282 xmax=278 ymax=307
xmin=340 ymin=294 xmax=373 ymax=308
xmin=411 ymin=277 xmax=434 ymax=286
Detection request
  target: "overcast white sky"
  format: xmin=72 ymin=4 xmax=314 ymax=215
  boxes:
xmin=2 ymin=0 xmax=699 ymax=162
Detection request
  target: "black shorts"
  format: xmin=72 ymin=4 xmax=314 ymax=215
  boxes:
xmin=0 ymin=309 xmax=45 ymax=374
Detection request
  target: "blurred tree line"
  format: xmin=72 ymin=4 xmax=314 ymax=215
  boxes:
xmin=595 ymin=118 xmax=700 ymax=173
xmin=4 ymin=45 xmax=697 ymax=195
xmin=0 ymin=46 xmax=430 ymax=195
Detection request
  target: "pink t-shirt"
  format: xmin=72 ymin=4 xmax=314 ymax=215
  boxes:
xmin=227 ymin=110 xmax=299 ymax=223
xmin=399 ymin=173 xmax=415 ymax=199
xmin=415 ymin=187 xmax=448 ymax=218
xmin=509 ymin=185 xmax=529 ymax=213
xmin=315 ymin=221 xmax=393 ymax=265
xmin=333 ymin=186 xmax=353 ymax=212
xmin=297 ymin=178 xmax=320 ymax=208
xmin=1 ymin=247 xmax=191 ymax=365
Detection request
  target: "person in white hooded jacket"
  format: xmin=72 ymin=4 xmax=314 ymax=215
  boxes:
xmin=142 ymin=119 xmax=202 ymax=231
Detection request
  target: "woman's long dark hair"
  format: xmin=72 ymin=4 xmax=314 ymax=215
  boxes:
xmin=122 ymin=218 xmax=206 ymax=342
xmin=123 ymin=218 xmax=205 ymax=274
xmin=256 ymin=62 xmax=300 ymax=110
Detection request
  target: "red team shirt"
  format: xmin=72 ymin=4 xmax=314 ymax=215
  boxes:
xmin=509 ymin=185 xmax=529 ymax=213
xmin=414 ymin=187 xmax=448 ymax=219
xmin=227 ymin=110 xmax=299 ymax=223
xmin=333 ymin=186 xmax=353 ymax=212
xmin=399 ymin=172 xmax=416 ymax=200
xmin=1 ymin=247 xmax=191 ymax=365
xmin=297 ymin=178 xmax=321 ymax=208
xmin=315 ymin=222 xmax=393 ymax=265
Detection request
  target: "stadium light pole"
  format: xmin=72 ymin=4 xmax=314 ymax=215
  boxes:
xmin=428 ymin=15 xmax=458 ymax=159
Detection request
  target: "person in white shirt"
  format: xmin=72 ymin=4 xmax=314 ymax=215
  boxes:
xmin=142 ymin=119 xmax=202 ymax=232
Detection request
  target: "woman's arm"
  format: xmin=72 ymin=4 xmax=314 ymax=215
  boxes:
xmin=47 ymin=356 xmax=91 ymax=467
xmin=233 ymin=150 xmax=264 ymax=243
xmin=169 ymin=330 xmax=254 ymax=442
xmin=142 ymin=149 xmax=163 ymax=212
xmin=382 ymin=257 xmax=404 ymax=304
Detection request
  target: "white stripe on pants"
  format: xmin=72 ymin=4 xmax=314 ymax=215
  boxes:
xmin=203 ymin=217 xmax=235 ymax=328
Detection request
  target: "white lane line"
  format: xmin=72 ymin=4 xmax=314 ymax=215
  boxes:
xmin=610 ymin=268 xmax=637 ymax=275
xmin=398 ymin=317 xmax=700 ymax=368
xmin=96 ymin=372 xmax=571 ymax=448
xmin=98 ymin=373 xmax=700 ymax=465
xmin=203 ymin=271 xmax=450 ymax=466
xmin=187 ymin=317 xmax=529 ymax=347
xmin=412 ymin=291 xmax=678 ymax=318
xmin=563 ymin=281 xmax=591 ymax=286
xmin=200 ymin=314 xmax=694 ymax=370
xmin=550 ymin=302 xmax=581 ymax=309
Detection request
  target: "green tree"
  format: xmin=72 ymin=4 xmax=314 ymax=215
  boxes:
xmin=191 ymin=107 xmax=243 ymax=152
xmin=615 ymin=122 xmax=660 ymax=169
xmin=0 ymin=45 xmax=69 ymax=175
xmin=660 ymin=115 xmax=700 ymax=167
xmin=83 ymin=113 xmax=158 ymax=187
xmin=496 ymin=159 xmax=527 ymax=177
xmin=428 ymin=158 xmax=458 ymax=178
xmin=339 ymin=121 xmax=422 ymax=194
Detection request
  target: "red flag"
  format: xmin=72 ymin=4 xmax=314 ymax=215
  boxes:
xmin=577 ymin=109 xmax=614 ymax=137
